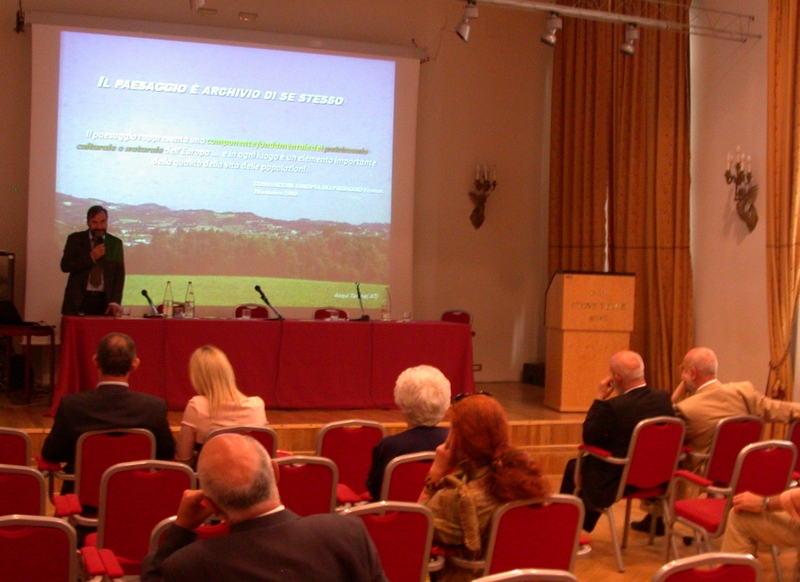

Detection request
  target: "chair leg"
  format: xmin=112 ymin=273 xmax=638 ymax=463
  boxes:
xmin=606 ymin=506 xmax=625 ymax=573
xmin=772 ymin=545 xmax=785 ymax=582
xmin=622 ymin=499 xmax=632 ymax=549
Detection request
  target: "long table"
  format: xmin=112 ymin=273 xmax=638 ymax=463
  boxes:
xmin=51 ymin=316 xmax=475 ymax=413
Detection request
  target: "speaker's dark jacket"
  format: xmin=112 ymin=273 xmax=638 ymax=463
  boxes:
xmin=60 ymin=229 xmax=125 ymax=315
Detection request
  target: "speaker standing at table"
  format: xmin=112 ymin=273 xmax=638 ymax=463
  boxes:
xmin=60 ymin=205 xmax=125 ymax=317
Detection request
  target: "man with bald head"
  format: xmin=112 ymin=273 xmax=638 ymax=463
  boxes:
xmin=142 ymin=433 xmax=387 ymax=582
xmin=672 ymin=346 xmax=800 ymax=458
xmin=560 ymin=350 xmax=674 ymax=532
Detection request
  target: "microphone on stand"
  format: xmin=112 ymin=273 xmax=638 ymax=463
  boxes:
xmin=255 ymin=285 xmax=284 ymax=320
xmin=141 ymin=289 xmax=162 ymax=317
xmin=352 ymin=282 xmax=370 ymax=321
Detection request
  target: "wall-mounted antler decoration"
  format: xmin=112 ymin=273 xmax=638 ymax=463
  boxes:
xmin=469 ymin=164 xmax=496 ymax=229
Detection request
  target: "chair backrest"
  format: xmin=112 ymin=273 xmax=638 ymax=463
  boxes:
xmin=787 ymin=418 xmax=800 ymax=475
xmin=275 ymin=455 xmax=338 ymax=516
xmin=474 ymin=569 xmax=580 ymax=582
xmin=235 ymin=303 xmax=269 ymax=318
xmin=704 ymin=415 xmax=764 ymax=485
xmin=0 ymin=515 xmax=79 ymax=582
xmin=652 ymin=552 xmax=762 ymax=582
xmin=730 ymin=440 xmax=796 ymax=496
xmin=343 ymin=501 xmax=434 ymax=582
xmin=149 ymin=516 xmax=230 ymax=553
xmin=74 ymin=429 xmax=156 ymax=508
xmin=441 ymin=310 xmax=472 ymax=325
xmin=315 ymin=420 xmax=386 ymax=497
xmin=314 ymin=307 xmax=348 ymax=320
xmin=380 ymin=451 xmax=435 ymax=502
xmin=96 ymin=460 xmax=196 ymax=575
xmin=206 ymin=425 xmax=278 ymax=457
xmin=484 ymin=494 xmax=584 ymax=576
xmin=618 ymin=416 xmax=686 ymax=497
xmin=0 ymin=427 xmax=31 ymax=465
xmin=0 ymin=463 xmax=46 ymax=515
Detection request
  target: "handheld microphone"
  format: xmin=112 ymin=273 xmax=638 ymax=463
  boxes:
xmin=254 ymin=285 xmax=284 ymax=320
xmin=141 ymin=289 xmax=161 ymax=317
xmin=353 ymin=282 xmax=370 ymax=322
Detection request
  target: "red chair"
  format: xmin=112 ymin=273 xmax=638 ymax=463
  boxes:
xmin=343 ymin=501 xmax=435 ymax=582
xmin=0 ymin=515 xmax=80 ymax=582
xmin=206 ymin=425 xmax=279 ymax=457
xmin=652 ymin=552 xmax=762 ymax=582
xmin=314 ymin=307 xmax=349 ymax=320
xmin=315 ymin=419 xmax=386 ymax=504
xmin=380 ymin=451 xmax=434 ymax=502
xmin=275 ymin=455 xmax=338 ymax=516
xmin=689 ymin=415 xmax=764 ymax=486
xmin=448 ymin=494 xmax=584 ymax=577
xmin=41 ymin=428 xmax=156 ymax=526
xmin=786 ymin=418 xmax=800 ymax=481
xmin=83 ymin=460 xmax=196 ymax=577
xmin=0 ymin=427 xmax=31 ymax=465
xmin=235 ymin=303 xmax=269 ymax=318
xmin=441 ymin=310 xmax=472 ymax=325
xmin=574 ymin=416 xmax=685 ymax=572
xmin=0 ymin=464 xmax=46 ymax=515
xmin=666 ymin=440 xmax=796 ymax=560
xmin=474 ymin=569 xmax=580 ymax=582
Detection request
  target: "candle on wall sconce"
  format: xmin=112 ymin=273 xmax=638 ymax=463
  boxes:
xmin=469 ymin=164 xmax=497 ymax=229
xmin=724 ymin=145 xmax=758 ymax=232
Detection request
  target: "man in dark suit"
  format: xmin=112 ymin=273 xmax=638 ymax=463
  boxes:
xmin=61 ymin=205 xmax=125 ymax=316
xmin=41 ymin=332 xmax=175 ymax=491
xmin=559 ymin=350 xmax=674 ymax=532
xmin=141 ymin=433 xmax=388 ymax=582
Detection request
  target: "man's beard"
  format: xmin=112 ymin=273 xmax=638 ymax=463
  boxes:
xmin=91 ymin=229 xmax=106 ymax=239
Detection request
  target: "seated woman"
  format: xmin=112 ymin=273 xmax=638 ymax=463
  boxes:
xmin=176 ymin=345 xmax=267 ymax=465
xmin=418 ymin=393 xmax=550 ymax=582
xmin=365 ymin=365 xmax=451 ymax=500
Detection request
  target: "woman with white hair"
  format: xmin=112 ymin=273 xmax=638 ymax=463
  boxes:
xmin=365 ymin=365 xmax=451 ymax=499
xmin=175 ymin=345 xmax=267 ymax=466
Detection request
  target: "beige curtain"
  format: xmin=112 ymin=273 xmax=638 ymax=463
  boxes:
xmin=548 ymin=1 xmax=693 ymax=391
xmin=766 ymin=1 xmax=800 ymax=402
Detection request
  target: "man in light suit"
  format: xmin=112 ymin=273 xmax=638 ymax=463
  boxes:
xmin=41 ymin=332 xmax=175 ymax=492
xmin=560 ymin=350 xmax=674 ymax=532
xmin=141 ymin=433 xmax=388 ymax=582
xmin=60 ymin=205 xmax=125 ymax=316
xmin=672 ymin=347 xmax=800 ymax=456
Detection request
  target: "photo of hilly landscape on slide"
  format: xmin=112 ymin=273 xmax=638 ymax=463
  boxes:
xmin=55 ymin=193 xmax=389 ymax=308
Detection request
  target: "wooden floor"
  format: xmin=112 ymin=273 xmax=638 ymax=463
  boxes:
xmin=1 ymin=381 xmax=794 ymax=582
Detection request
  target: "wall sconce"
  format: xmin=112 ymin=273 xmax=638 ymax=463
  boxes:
xmin=469 ymin=164 xmax=497 ymax=229
xmin=724 ymin=145 xmax=758 ymax=232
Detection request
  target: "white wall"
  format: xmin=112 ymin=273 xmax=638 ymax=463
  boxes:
xmin=0 ymin=0 xmax=552 ymax=381
xmin=690 ymin=0 xmax=771 ymax=388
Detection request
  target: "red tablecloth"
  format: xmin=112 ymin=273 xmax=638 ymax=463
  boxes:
xmin=52 ymin=316 xmax=474 ymax=412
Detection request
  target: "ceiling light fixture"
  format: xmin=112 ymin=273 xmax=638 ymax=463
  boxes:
xmin=620 ymin=24 xmax=639 ymax=55
xmin=455 ymin=1 xmax=478 ymax=43
xmin=540 ymin=12 xmax=562 ymax=47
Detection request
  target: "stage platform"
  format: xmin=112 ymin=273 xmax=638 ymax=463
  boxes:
xmin=1 ymin=382 xmax=586 ymax=476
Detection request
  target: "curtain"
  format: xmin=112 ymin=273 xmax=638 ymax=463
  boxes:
xmin=548 ymin=1 xmax=693 ymax=391
xmin=766 ymin=0 xmax=800 ymax=402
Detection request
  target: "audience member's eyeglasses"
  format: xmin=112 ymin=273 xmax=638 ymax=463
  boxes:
xmin=451 ymin=391 xmax=493 ymax=404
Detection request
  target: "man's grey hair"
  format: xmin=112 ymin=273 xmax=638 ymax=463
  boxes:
xmin=394 ymin=365 xmax=451 ymax=427
xmin=198 ymin=435 xmax=278 ymax=512
xmin=688 ymin=347 xmax=719 ymax=377
xmin=611 ymin=351 xmax=645 ymax=382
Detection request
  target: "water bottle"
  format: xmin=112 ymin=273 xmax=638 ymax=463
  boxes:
xmin=380 ymin=286 xmax=391 ymax=321
xmin=184 ymin=282 xmax=195 ymax=318
xmin=163 ymin=281 xmax=174 ymax=317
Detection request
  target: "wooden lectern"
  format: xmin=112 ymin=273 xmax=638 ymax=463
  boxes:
xmin=544 ymin=272 xmax=635 ymax=412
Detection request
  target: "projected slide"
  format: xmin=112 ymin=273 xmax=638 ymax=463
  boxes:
xmin=54 ymin=31 xmax=395 ymax=308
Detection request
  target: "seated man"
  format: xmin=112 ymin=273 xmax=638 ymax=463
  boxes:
xmin=41 ymin=332 xmax=175 ymax=492
xmin=142 ymin=433 xmax=388 ymax=582
xmin=721 ymin=488 xmax=800 ymax=556
xmin=365 ymin=365 xmax=450 ymax=500
xmin=560 ymin=350 xmax=674 ymax=533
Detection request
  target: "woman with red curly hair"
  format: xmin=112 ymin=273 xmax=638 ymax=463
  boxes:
xmin=418 ymin=393 xmax=550 ymax=581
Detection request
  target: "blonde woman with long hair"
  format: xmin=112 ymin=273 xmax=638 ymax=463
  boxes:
xmin=176 ymin=345 xmax=267 ymax=465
